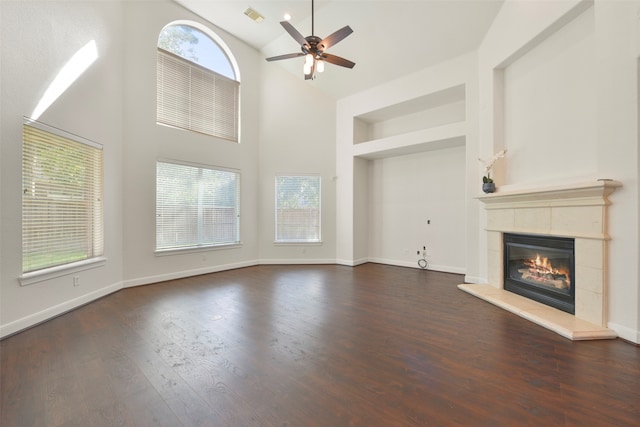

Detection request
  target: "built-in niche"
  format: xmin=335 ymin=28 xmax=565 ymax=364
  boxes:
xmin=349 ymin=83 xmax=468 ymax=272
xmin=497 ymin=4 xmax=597 ymax=185
xmin=353 ymin=84 xmax=465 ymax=146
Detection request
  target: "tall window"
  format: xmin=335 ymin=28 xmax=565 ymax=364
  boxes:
xmin=157 ymin=23 xmax=240 ymax=141
xmin=22 ymin=119 xmax=104 ymax=273
xmin=156 ymin=160 xmax=240 ymax=251
xmin=275 ymin=175 xmax=321 ymax=242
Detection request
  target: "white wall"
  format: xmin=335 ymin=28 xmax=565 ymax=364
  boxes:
xmin=0 ymin=0 xmax=125 ymax=336
xmin=336 ymin=53 xmax=478 ymax=273
xmin=503 ymin=6 xmax=597 ymax=184
xmin=257 ymin=63 xmax=337 ymax=264
xmin=478 ymin=0 xmax=640 ymax=343
xmin=367 ymin=145 xmax=466 ymax=272
xmin=121 ymin=1 xmax=262 ymax=286
xmin=594 ymin=0 xmax=640 ymax=343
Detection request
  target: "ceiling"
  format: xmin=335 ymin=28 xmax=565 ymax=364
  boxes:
xmin=174 ymin=0 xmax=504 ymax=100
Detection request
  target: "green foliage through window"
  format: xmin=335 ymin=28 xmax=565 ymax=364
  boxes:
xmin=276 ymin=176 xmax=321 ymax=242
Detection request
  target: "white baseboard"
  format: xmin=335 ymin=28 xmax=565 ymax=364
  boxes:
xmin=0 ymin=281 xmax=123 ymax=339
xmin=335 ymin=257 xmax=369 ymax=266
xmin=122 ymin=260 xmax=259 ymax=288
xmin=427 ymin=264 xmax=466 ymax=275
xmin=367 ymin=258 xmax=465 ymax=274
xmin=259 ymin=258 xmax=336 ymax=265
xmin=608 ymin=321 xmax=640 ymax=344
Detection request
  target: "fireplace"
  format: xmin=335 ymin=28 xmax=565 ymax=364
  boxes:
xmin=459 ymin=180 xmax=620 ymax=340
xmin=503 ymin=233 xmax=575 ymax=314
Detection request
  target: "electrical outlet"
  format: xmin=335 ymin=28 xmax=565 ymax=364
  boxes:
xmin=73 ymin=275 xmax=80 ymax=287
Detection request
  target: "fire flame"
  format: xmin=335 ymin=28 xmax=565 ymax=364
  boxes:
xmin=522 ymin=253 xmax=571 ymax=287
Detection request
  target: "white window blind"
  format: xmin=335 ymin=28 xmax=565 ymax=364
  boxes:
xmin=156 ymin=161 xmax=240 ymax=251
xmin=22 ymin=120 xmax=104 ymax=273
xmin=157 ymin=49 xmax=239 ymax=142
xmin=275 ymin=175 xmax=321 ymax=242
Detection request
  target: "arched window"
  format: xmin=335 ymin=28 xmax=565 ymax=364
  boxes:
xmin=157 ymin=22 xmax=240 ymax=142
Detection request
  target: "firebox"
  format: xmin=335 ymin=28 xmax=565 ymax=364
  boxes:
xmin=503 ymin=233 xmax=575 ymax=314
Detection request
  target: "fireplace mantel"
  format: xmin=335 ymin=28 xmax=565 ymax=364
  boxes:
xmin=460 ymin=180 xmax=622 ymax=340
xmin=477 ymin=180 xmax=622 ymax=211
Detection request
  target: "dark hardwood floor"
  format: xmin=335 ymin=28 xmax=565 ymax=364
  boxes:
xmin=1 ymin=263 xmax=639 ymax=426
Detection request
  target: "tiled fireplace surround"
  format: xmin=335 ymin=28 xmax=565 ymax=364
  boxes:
xmin=459 ymin=180 xmax=621 ymax=340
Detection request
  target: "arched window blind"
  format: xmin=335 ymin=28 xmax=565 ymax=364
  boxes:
xmin=157 ymin=24 xmax=239 ymax=142
xmin=22 ymin=119 xmax=104 ymax=273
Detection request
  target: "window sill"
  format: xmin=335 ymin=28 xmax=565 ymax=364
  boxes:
xmin=155 ymin=243 xmax=242 ymax=256
xmin=20 ymin=257 xmax=107 ymax=287
xmin=273 ymin=241 xmax=323 ymax=246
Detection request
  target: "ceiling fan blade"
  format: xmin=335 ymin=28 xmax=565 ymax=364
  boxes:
xmin=266 ymin=52 xmax=304 ymax=62
xmin=280 ymin=21 xmax=309 ymax=48
xmin=318 ymin=26 xmax=353 ymax=51
xmin=321 ymin=53 xmax=356 ymax=69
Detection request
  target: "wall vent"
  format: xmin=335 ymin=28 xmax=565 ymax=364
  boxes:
xmin=244 ymin=7 xmax=264 ymax=23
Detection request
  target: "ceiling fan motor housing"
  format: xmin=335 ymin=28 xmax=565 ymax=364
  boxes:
xmin=303 ymin=36 xmax=324 ymax=56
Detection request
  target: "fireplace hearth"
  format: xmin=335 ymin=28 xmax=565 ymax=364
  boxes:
xmin=504 ymin=233 xmax=575 ymax=314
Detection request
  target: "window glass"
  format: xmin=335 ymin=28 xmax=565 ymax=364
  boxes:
xmin=158 ymin=24 xmax=235 ymax=79
xmin=275 ymin=175 xmax=321 ymax=242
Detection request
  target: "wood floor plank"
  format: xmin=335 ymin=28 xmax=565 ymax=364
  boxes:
xmin=2 ymin=264 xmax=639 ymax=426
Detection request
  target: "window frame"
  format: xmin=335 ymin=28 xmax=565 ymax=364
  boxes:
xmin=155 ymin=159 xmax=241 ymax=254
xmin=20 ymin=118 xmax=106 ymax=286
xmin=275 ymin=174 xmax=322 ymax=244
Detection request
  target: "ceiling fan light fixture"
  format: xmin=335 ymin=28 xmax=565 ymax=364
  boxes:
xmin=303 ymin=62 xmax=312 ymax=75
xmin=305 ymin=53 xmax=314 ymax=66
xmin=316 ymin=59 xmax=325 ymax=73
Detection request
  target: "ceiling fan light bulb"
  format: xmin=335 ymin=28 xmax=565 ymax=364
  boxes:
xmin=305 ymin=53 xmax=314 ymax=66
xmin=303 ymin=63 xmax=312 ymax=75
xmin=317 ymin=60 xmax=325 ymax=73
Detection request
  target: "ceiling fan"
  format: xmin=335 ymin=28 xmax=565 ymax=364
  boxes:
xmin=265 ymin=0 xmax=355 ymax=80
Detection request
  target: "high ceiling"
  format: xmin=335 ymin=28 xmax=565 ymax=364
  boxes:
xmin=174 ymin=0 xmax=504 ymax=99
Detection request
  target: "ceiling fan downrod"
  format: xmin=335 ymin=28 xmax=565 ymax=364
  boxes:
xmin=311 ymin=0 xmax=315 ymax=36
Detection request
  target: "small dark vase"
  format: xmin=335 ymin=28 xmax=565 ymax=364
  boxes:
xmin=482 ymin=182 xmax=496 ymax=193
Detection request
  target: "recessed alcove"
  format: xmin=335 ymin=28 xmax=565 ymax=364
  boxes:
xmin=353 ymin=84 xmax=465 ymax=146
xmin=343 ymin=82 xmax=468 ymax=273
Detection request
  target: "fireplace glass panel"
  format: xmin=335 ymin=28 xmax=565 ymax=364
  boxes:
xmin=504 ymin=234 xmax=575 ymax=314
xmin=507 ymin=246 xmax=572 ymax=296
